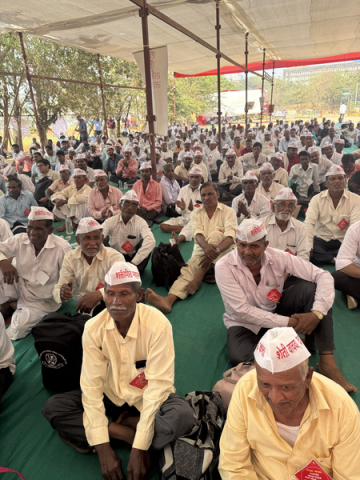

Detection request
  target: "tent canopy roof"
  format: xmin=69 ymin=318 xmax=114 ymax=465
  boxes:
xmin=1 ymin=0 xmax=360 ymax=75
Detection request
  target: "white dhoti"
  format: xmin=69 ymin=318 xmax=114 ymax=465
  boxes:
xmin=53 ymin=203 xmax=88 ymax=224
xmin=0 ymin=281 xmax=48 ymax=340
xmin=162 ymin=216 xmax=193 ymax=242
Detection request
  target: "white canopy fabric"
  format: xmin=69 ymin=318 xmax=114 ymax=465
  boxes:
xmin=1 ymin=0 xmax=360 ymax=75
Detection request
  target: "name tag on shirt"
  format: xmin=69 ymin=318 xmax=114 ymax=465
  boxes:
xmin=266 ymin=288 xmax=282 ymax=303
xmin=129 ymin=371 xmax=148 ymax=389
xmin=295 ymin=460 xmax=333 ymax=480
xmin=35 ymin=270 xmax=50 ymax=286
xmin=285 ymin=248 xmax=295 ymax=255
xmin=305 ymin=178 xmax=313 ymax=186
xmin=337 ymin=218 xmax=349 ymax=231
xmin=121 ymin=241 xmax=135 ymax=253
xmin=145 ymin=193 xmax=152 ymax=201
xmin=24 ymin=208 xmax=31 ymax=216
xmin=95 ymin=282 xmax=105 ymax=291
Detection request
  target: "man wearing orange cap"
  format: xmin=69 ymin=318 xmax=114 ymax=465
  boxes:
xmin=43 ymin=262 xmax=194 ymax=479
xmin=219 ymin=328 xmax=360 ymax=480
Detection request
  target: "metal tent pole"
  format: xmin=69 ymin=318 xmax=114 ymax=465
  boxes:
xmin=18 ymin=32 xmax=44 ymax=149
xmin=260 ymin=48 xmax=266 ymax=127
xmin=245 ymin=32 xmax=249 ymax=131
xmin=97 ymin=54 xmax=108 ymax=135
xmin=216 ymin=0 xmax=222 ymax=148
xmin=173 ymin=74 xmax=177 ymax=123
xmin=270 ymin=60 xmax=275 ymax=121
xmin=139 ymin=0 xmax=157 ymax=179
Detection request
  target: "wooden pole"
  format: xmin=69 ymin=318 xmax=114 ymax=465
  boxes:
xmin=18 ymin=32 xmax=44 ymax=149
xmin=139 ymin=0 xmax=157 ymax=179
xmin=245 ymin=32 xmax=249 ymax=131
xmin=216 ymin=0 xmax=222 ymax=148
xmin=260 ymin=48 xmax=266 ymax=127
xmin=97 ymin=54 xmax=108 ymax=135
xmin=270 ymin=60 xmax=275 ymax=121
xmin=173 ymin=74 xmax=177 ymax=124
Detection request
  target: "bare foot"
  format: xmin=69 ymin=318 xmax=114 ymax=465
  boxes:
xmin=145 ymin=288 xmax=172 ymax=314
xmin=171 ymin=231 xmax=177 ymax=240
xmin=184 ymin=277 xmax=202 ymax=295
xmin=176 ymin=235 xmax=185 ymax=245
xmin=318 ymin=359 xmax=358 ymax=393
xmin=56 ymin=224 xmax=66 ymax=232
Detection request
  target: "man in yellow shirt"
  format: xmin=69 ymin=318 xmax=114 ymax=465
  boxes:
xmin=43 ymin=262 xmax=194 ymax=480
xmin=219 ymin=327 xmax=360 ymax=480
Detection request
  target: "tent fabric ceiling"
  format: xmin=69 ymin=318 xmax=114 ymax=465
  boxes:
xmin=1 ymin=0 xmax=360 ymax=76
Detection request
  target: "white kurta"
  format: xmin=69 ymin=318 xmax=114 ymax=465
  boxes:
xmin=231 ymin=191 xmax=271 ymax=225
xmin=335 ymin=220 xmax=360 ymax=270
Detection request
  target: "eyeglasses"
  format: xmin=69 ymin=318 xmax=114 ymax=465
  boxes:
xmin=275 ymin=202 xmax=296 ymax=211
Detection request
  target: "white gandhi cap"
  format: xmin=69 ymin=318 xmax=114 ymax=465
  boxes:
xmin=273 ymin=187 xmax=297 ymax=202
xmin=76 ymin=217 xmax=103 ymax=235
xmin=236 ymin=219 xmax=267 ymax=242
xmin=28 ymin=206 xmax=54 ymax=221
xmin=120 ymin=190 xmax=139 ymax=203
xmin=254 ymin=327 xmax=310 ymax=374
xmin=105 ymin=262 xmax=142 ymax=286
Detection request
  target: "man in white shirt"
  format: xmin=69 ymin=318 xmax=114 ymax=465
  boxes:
xmin=160 ymin=141 xmax=174 ymax=163
xmin=261 ymin=188 xmax=310 ymax=261
xmin=256 ymin=162 xmax=283 ymax=200
xmin=231 ymin=171 xmax=270 ymax=225
xmin=322 ymin=142 xmax=342 ymax=165
xmin=54 ymin=217 xmax=125 ymax=316
xmin=0 ymin=207 xmax=71 ymax=340
xmin=208 ymin=140 xmax=222 ymax=180
xmin=75 ymin=155 xmax=95 ymax=188
xmin=305 ymin=165 xmax=360 ymax=266
xmin=160 ymin=164 xmax=181 ymax=215
xmin=102 ymin=191 xmax=155 ymax=274
xmin=289 ymin=150 xmax=320 ymax=206
xmin=240 ymin=142 xmax=267 ymax=172
xmin=320 ymin=127 xmax=340 ymax=148
xmin=278 ymin=129 xmax=290 ymax=153
xmin=261 ymin=132 xmax=276 ymax=159
xmin=307 ymin=146 xmax=332 ymax=189
xmin=161 ymin=167 xmax=203 ymax=244
xmin=218 ymin=149 xmax=244 ymax=198
xmin=178 ymin=139 xmax=192 ymax=163
xmin=215 ymin=218 xmax=357 ymax=392
xmin=332 ymin=220 xmax=360 ymax=310
xmin=0 ymin=312 xmax=15 ymax=401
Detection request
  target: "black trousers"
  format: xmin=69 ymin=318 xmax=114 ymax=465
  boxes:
xmin=227 ymin=277 xmax=335 ymax=366
xmin=109 ymin=174 xmax=137 ymax=185
xmin=332 ymin=270 xmax=360 ymax=302
xmin=137 ymin=209 xmax=159 ymax=227
xmin=312 ymin=237 xmax=342 ymax=266
xmin=42 ymin=391 xmax=193 ymax=450
xmin=11 ymin=221 xmax=27 ymax=235
xmin=124 ymin=251 xmax=151 ymax=276
xmin=0 ymin=367 xmax=12 ymax=402
xmin=218 ymin=183 xmax=242 ymax=198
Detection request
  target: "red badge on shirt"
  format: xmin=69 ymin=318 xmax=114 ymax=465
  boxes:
xmin=121 ymin=240 xmax=135 ymax=254
xmin=269 ymin=143 xmax=273 ymax=147
xmin=145 ymin=193 xmax=152 ymax=201
xmin=24 ymin=208 xmax=30 ymax=216
xmin=266 ymin=288 xmax=282 ymax=303
xmin=95 ymin=282 xmax=105 ymax=291
xmin=158 ymin=171 xmax=163 ymax=176
xmin=285 ymin=248 xmax=295 ymax=255
xmin=194 ymin=203 xmax=201 ymax=208
xmin=337 ymin=218 xmax=349 ymax=231
xmin=129 ymin=371 xmax=148 ymax=389
xmin=295 ymin=460 xmax=333 ymax=480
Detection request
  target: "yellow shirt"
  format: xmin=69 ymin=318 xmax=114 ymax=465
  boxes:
xmin=51 ymin=183 xmax=92 ymax=205
xmin=304 ymin=189 xmax=360 ymax=248
xmin=192 ymin=202 xmax=236 ymax=256
xmin=219 ymin=370 xmax=360 ymax=480
xmin=80 ymin=303 xmax=176 ymax=450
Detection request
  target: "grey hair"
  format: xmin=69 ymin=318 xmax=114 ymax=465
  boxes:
xmin=298 ymin=358 xmax=309 ymax=380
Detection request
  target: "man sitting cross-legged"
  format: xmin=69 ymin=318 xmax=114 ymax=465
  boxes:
xmin=88 ymin=169 xmax=123 ymax=222
xmin=146 ymin=182 xmax=236 ymax=313
xmin=43 ymin=262 xmax=194 ymax=479
xmin=51 ymin=168 xmax=92 ymax=232
xmin=0 ymin=207 xmax=71 ymax=340
xmin=102 ymin=191 xmax=155 ymax=275
xmin=160 ymin=166 xmax=203 ymax=244
xmin=219 ymin=328 xmax=360 ymax=480
xmin=231 ymin=170 xmax=270 ymax=225
xmin=53 ymin=217 xmax=124 ymax=315
xmin=215 ymin=218 xmax=357 ymax=393
xmin=305 ymin=164 xmax=360 ymax=266
xmin=256 ymin=162 xmax=283 ymax=200
xmin=262 ymin=187 xmax=310 ymax=261
xmin=132 ymin=162 xmax=162 ymax=227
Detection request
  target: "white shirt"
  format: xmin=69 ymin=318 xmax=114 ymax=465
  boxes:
xmin=208 ymin=148 xmax=221 ymax=171
xmin=53 ymin=245 xmax=124 ymax=303
xmin=261 ymin=139 xmax=276 ymax=158
xmin=160 ymin=176 xmax=180 ymax=212
xmin=305 ymin=189 xmax=360 ymax=248
xmin=219 ymin=159 xmax=244 ymax=188
xmin=315 ymin=156 xmax=333 ymax=183
xmin=256 ymin=181 xmax=283 ymax=200
xmin=289 ymin=163 xmax=320 ymax=198
xmin=175 ymin=184 xmax=202 ymax=220
xmin=335 ymin=220 xmax=360 ymax=270
xmin=0 ymin=218 xmax=13 ymax=242
xmin=328 ymin=152 xmax=342 ymax=166
xmin=0 ymin=234 xmax=71 ymax=312
xmin=160 ymin=150 xmax=173 ymax=162
xmin=276 ymin=423 xmax=299 ymax=448
xmin=240 ymin=152 xmax=267 ymax=170
xmin=262 ymin=214 xmax=311 ymax=261
xmin=320 ymin=135 xmax=340 ymax=148
xmin=215 ymin=247 xmax=334 ymax=333
xmin=0 ymin=312 xmax=15 ymax=373
xmin=102 ymin=214 xmax=155 ymax=265
xmin=231 ymin=191 xmax=271 ymax=225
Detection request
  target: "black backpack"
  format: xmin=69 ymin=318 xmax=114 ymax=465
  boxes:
xmin=32 ymin=312 xmax=91 ymax=393
xmin=34 ymin=176 xmax=53 ymax=203
xmin=151 ymin=242 xmax=186 ymax=289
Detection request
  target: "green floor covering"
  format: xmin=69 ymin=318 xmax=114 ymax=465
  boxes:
xmin=1 ymin=166 xmax=360 ymax=478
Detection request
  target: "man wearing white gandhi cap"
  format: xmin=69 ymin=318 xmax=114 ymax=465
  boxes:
xmin=215 ymin=218 xmax=357 ymax=393
xmin=219 ymin=327 xmax=360 ymax=480
xmin=43 ymin=262 xmax=194 ymax=479
xmin=0 ymin=207 xmax=71 ymax=339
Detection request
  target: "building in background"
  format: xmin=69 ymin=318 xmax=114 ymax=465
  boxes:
xmin=283 ymin=61 xmax=360 ymax=83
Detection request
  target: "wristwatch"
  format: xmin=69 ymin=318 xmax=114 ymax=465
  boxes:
xmin=311 ymin=310 xmax=324 ymax=320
